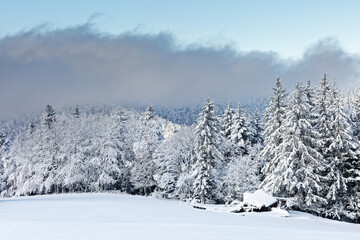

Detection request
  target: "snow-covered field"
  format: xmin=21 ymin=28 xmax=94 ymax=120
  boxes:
xmin=0 ymin=193 xmax=359 ymax=240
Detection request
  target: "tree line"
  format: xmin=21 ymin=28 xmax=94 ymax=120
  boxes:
xmin=0 ymin=74 xmax=359 ymax=223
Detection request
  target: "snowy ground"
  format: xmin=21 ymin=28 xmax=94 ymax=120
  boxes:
xmin=0 ymin=193 xmax=359 ymax=240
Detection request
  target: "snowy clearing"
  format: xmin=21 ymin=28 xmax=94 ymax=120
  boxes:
xmin=0 ymin=193 xmax=359 ymax=240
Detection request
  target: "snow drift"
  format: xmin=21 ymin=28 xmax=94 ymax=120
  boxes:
xmin=0 ymin=193 xmax=359 ymax=240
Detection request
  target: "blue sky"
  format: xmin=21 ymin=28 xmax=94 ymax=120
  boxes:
xmin=1 ymin=0 xmax=360 ymax=58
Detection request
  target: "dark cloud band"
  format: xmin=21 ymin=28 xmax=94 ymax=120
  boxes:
xmin=0 ymin=25 xmax=359 ymax=118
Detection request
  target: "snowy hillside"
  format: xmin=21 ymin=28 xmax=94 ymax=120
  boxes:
xmin=0 ymin=193 xmax=359 ymax=240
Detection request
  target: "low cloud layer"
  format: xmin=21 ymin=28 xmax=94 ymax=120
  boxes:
xmin=1 ymin=24 xmax=359 ymax=118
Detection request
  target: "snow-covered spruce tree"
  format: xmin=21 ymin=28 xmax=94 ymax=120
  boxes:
xmin=154 ymin=126 xmax=195 ymax=199
xmin=0 ymin=130 xmax=9 ymax=192
xmin=0 ymin=131 xmax=6 ymax=149
xmin=175 ymin=162 xmax=196 ymax=201
xmin=349 ymin=93 xmax=360 ymax=145
xmin=262 ymin=83 xmax=325 ymax=211
xmin=38 ymin=104 xmax=61 ymax=194
xmin=92 ymin=109 xmax=128 ymax=191
xmin=192 ymin=99 xmax=224 ymax=204
xmin=223 ymin=101 xmax=235 ymax=140
xmin=113 ymin=108 xmax=134 ymax=193
xmin=1 ymin=130 xmax=30 ymax=196
xmin=221 ymin=104 xmax=259 ymax=202
xmin=142 ymin=105 xmax=156 ymax=121
xmin=131 ymin=105 xmax=162 ymax=196
xmin=260 ymin=77 xmax=288 ymax=189
xmin=57 ymin=111 xmax=89 ymax=192
xmin=348 ymin=93 xmax=360 ymax=222
xmin=18 ymin=123 xmax=48 ymax=196
xmin=29 ymin=121 xmax=35 ymax=134
xmin=43 ymin=104 xmax=56 ymax=129
xmin=304 ymin=80 xmax=318 ymax=128
xmin=230 ymin=103 xmax=251 ymax=156
xmin=77 ymin=112 xmax=109 ymax=193
xmin=73 ymin=105 xmax=80 ymax=119
xmin=314 ymin=74 xmax=333 ymax=163
xmin=173 ymin=128 xmax=196 ymax=201
xmin=247 ymin=110 xmax=265 ymax=178
xmin=223 ymin=147 xmax=261 ymax=202
xmin=249 ymin=110 xmax=264 ymax=146
xmin=221 ymin=101 xmax=235 ymax=165
xmin=323 ymin=86 xmax=359 ymax=221
xmin=305 ymin=80 xmax=316 ymax=110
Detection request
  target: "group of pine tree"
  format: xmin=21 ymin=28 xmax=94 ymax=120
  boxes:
xmin=0 ymin=74 xmax=359 ymax=223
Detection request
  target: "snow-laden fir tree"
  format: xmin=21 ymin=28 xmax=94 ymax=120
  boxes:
xmin=0 ymin=131 xmax=6 ymax=149
xmin=260 ymin=77 xmax=288 ymax=185
xmin=175 ymin=165 xmax=195 ymax=201
xmin=249 ymin=110 xmax=264 ymax=146
xmin=113 ymin=109 xmax=134 ymax=193
xmin=223 ymin=102 xmax=235 ymax=140
xmin=27 ymin=104 xmax=61 ymax=194
xmin=57 ymin=114 xmax=89 ymax=192
xmin=314 ymin=74 xmax=333 ymax=161
xmin=304 ymin=80 xmax=318 ymax=127
xmin=0 ymin=130 xmax=8 ymax=192
xmin=29 ymin=121 xmax=35 ymax=134
xmin=323 ymin=86 xmax=359 ymax=221
xmin=222 ymin=101 xmax=235 ymax=163
xmin=73 ymin=105 xmax=80 ymax=119
xmin=93 ymin=110 xmax=127 ymax=191
xmin=40 ymin=105 xmax=60 ymax=193
xmin=305 ymin=80 xmax=316 ymax=110
xmin=131 ymin=105 xmax=162 ymax=195
xmin=1 ymin=130 xmax=31 ymax=196
xmin=142 ymin=105 xmax=155 ymax=121
xmin=43 ymin=104 xmax=56 ymax=129
xmin=154 ymin=126 xmax=194 ymax=199
xmin=223 ymin=146 xmax=261 ymax=202
xmin=230 ymin=103 xmax=251 ymax=156
xmin=221 ymin=103 xmax=256 ymax=202
xmin=348 ymin=93 xmax=360 ymax=222
xmin=262 ymin=83 xmax=325 ymax=211
xmin=248 ymin=110 xmax=265 ymax=176
xmin=192 ymin=99 xmax=224 ymax=204
xmin=349 ymin=93 xmax=360 ymax=145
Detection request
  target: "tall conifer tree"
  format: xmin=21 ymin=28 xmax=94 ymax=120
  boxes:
xmin=260 ymin=78 xmax=288 ymax=188
xmin=193 ymin=99 xmax=224 ymax=204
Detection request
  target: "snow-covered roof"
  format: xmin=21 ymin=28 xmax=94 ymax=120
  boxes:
xmin=243 ymin=190 xmax=277 ymax=209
